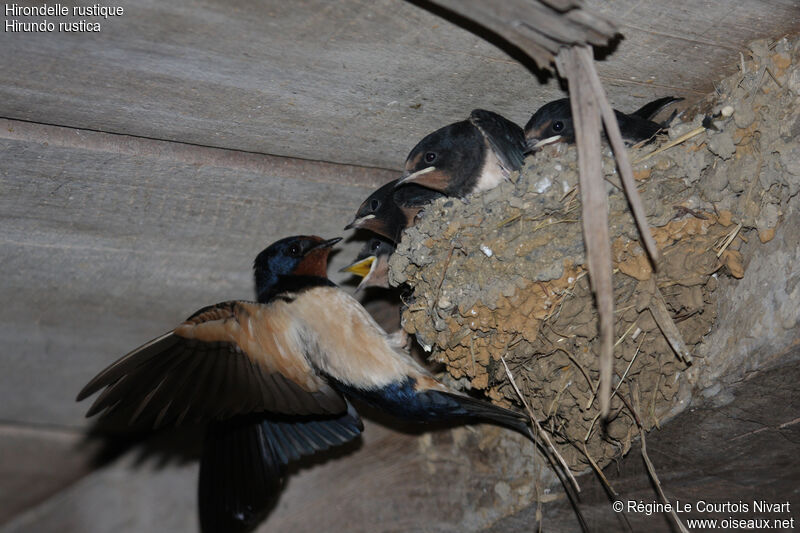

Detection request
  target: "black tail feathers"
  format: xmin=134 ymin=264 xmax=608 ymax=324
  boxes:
xmin=199 ymin=418 xmax=283 ymax=533
xmin=443 ymin=392 xmax=534 ymax=441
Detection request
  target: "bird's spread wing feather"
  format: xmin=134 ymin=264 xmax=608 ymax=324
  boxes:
xmin=77 ymin=300 xmax=347 ymax=428
xmin=199 ymin=401 xmax=363 ymax=533
xmin=469 ymin=109 xmax=527 ymax=172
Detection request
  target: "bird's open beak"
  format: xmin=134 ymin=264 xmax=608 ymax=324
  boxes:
xmin=396 ymin=166 xmax=435 ymax=187
xmin=341 ymin=255 xmax=376 ymax=278
xmin=307 ymin=237 xmax=342 ymax=254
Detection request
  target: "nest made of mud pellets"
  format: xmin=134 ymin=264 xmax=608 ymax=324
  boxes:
xmin=389 ymin=36 xmax=800 ymax=472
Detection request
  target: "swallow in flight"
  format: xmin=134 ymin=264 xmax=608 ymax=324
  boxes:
xmin=395 ymin=109 xmax=527 ymax=197
xmin=345 ymin=178 xmax=443 ymax=243
xmin=77 ymin=235 xmax=532 ymax=533
xmin=341 ymin=236 xmax=395 ymax=291
xmin=524 ymin=96 xmax=683 ymax=150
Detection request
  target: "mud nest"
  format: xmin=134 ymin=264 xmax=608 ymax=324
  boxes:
xmin=389 ymin=36 xmax=800 ymax=473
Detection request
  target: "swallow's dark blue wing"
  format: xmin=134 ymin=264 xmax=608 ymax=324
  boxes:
xmin=261 ymin=399 xmax=363 ymax=463
xmin=77 ymin=301 xmax=348 ymax=429
xmin=469 ymin=109 xmax=527 ymax=172
xmin=199 ymin=402 xmax=363 ymax=533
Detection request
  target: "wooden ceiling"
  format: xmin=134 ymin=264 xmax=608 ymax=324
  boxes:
xmin=2 ymin=0 xmax=797 ymax=170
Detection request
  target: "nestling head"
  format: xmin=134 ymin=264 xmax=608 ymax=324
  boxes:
xmin=396 ymin=120 xmax=484 ymax=195
xmin=524 ymin=98 xmax=575 ymax=151
xmin=345 ymin=179 xmax=397 ymax=234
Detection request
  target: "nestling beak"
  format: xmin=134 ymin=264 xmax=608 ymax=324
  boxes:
xmin=395 ymin=166 xmax=436 ymax=187
xmin=525 ymin=135 xmax=562 ymax=153
xmin=341 ymin=255 xmax=376 ymax=278
xmin=344 ymin=214 xmax=374 ymax=231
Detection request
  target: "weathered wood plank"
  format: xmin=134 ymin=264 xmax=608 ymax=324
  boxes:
xmin=1 ymin=0 xmax=796 ymax=169
xmin=0 ymin=421 xmax=538 ymax=533
xmin=0 ymin=0 xmax=543 ymax=169
xmin=0 ymin=425 xmax=99 ymax=525
xmin=424 ymin=0 xmax=617 ymax=67
xmin=0 ymin=119 xmax=393 ymax=428
xmin=584 ymin=0 xmax=800 ymax=95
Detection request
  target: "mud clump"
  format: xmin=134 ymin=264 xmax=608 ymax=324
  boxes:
xmin=389 ymin=36 xmax=800 ymax=477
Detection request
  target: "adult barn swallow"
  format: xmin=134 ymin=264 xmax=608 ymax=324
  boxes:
xmin=345 ymin=178 xmax=443 ymax=243
xmin=77 ymin=235 xmax=532 ymax=533
xmin=524 ymin=96 xmax=683 ymax=150
xmin=341 ymin=236 xmax=395 ymax=291
xmin=396 ymin=109 xmax=527 ymax=197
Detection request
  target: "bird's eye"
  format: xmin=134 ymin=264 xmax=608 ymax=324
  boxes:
xmin=424 ymin=152 xmax=437 ymax=163
xmin=289 ymin=243 xmax=302 ymax=257
xmin=370 ymin=240 xmax=381 ymax=251
xmin=552 ymin=121 xmax=564 ymax=132
xmin=370 ymin=199 xmax=380 ymax=211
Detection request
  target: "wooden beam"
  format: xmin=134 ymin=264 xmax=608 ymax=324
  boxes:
xmin=0 ymin=119 xmax=393 ymax=428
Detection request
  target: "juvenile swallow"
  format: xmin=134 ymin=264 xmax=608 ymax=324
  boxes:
xmin=345 ymin=179 xmax=443 ymax=243
xmin=341 ymin=236 xmax=395 ymax=291
xmin=524 ymin=96 xmax=683 ymax=150
xmin=77 ymin=235 xmax=532 ymax=533
xmin=396 ymin=109 xmax=527 ymax=197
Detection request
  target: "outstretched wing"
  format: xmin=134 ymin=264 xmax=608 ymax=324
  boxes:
xmin=199 ymin=401 xmax=363 ymax=533
xmin=470 ymin=109 xmax=527 ymax=172
xmin=77 ymin=300 xmax=347 ymax=429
